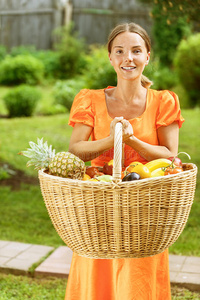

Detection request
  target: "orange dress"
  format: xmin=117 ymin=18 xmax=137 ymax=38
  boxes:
xmin=65 ymin=87 xmax=184 ymax=300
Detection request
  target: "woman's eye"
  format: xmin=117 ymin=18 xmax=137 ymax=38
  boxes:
xmin=134 ymin=49 xmax=141 ymax=54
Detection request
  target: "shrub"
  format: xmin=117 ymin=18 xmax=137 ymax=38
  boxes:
xmin=9 ymin=45 xmax=61 ymax=79
xmin=174 ymin=33 xmax=200 ymax=107
xmin=0 ymin=45 xmax=7 ymax=61
xmin=152 ymin=3 xmax=191 ymax=67
xmin=0 ymin=55 xmax=44 ymax=85
xmin=53 ymin=24 xmax=86 ymax=79
xmin=82 ymin=45 xmax=117 ymax=89
xmin=3 ymin=85 xmax=41 ymax=117
xmin=143 ymin=53 xmax=178 ymax=90
xmin=33 ymin=50 xmax=61 ymax=79
xmin=53 ymin=79 xmax=86 ymax=111
xmin=10 ymin=45 xmax=37 ymax=57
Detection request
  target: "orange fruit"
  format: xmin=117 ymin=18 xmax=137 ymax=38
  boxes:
xmin=82 ymin=174 xmax=91 ymax=181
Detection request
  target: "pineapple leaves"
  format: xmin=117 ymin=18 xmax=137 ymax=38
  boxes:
xmin=19 ymin=138 xmax=56 ymax=170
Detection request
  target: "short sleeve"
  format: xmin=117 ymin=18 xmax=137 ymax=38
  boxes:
xmin=68 ymin=89 xmax=94 ymax=128
xmin=156 ymin=91 xmax=185 ymax=129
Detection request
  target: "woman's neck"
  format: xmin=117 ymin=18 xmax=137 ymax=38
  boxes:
xmin=114 ymin=80 xmax=146 ymax=105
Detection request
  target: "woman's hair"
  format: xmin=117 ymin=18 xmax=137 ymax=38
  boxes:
xmin=107 ymin=23 xmax=153 ymax=88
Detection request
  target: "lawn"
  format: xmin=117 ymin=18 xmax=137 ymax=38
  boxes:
xmin=0 ymin=274 xmax=200 ymax=300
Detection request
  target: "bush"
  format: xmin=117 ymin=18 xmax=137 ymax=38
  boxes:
xmin=0 ymin=45 xmax=7 ymax=62
xmin=174 ymin=33 xmax=200 ymax=107
xmin=0 ymin=55 xmax=44 ymax=85
xmin=3 ymin=85 xmax=41 ymax=117
xmin=9 ymin=45 xmax=61 ymax=79
xmin=33 ymin=50 xmax=61 ymax=79
xmin=143 ymin=54 xmax=178 ymax=90
xmin=152 ymin=3 xmax=191 ymax=67
xmin=82 ymin=45 xmax=117 ymax=89
xmin=53 ymin=79 xmax=86 ymax=111
xmin=9 ymin=45 xmax=37 ymax=57
xmin=53 ymin=24 xmax=87 ymax=79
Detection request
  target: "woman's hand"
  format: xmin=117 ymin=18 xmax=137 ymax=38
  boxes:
xmin=110 ymin=117 xmax=133 ymax=142
xmin=121 ymin=119 xmax=134 ymax=142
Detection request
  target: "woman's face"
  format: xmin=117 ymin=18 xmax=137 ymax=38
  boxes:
xmin=109 ymin=31 xmax=150 ymax=82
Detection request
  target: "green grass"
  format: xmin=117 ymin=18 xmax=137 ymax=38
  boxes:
xmin=0 ymin=273 xmax=199 ymax=300
xmin=169 ymin=108 xmax=200 ymax=256
xmin=0 ymin=114 xmax=72 ymax=176
xmin=0 ymin=274 xmax=66 ymax=300
xmin=0 ymin=185 xmax=64 ymax=247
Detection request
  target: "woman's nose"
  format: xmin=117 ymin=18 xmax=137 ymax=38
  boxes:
xmin=125 ymin=51 xmax=133 ymax=62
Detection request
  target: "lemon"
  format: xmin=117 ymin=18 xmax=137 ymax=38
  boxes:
xmin=130 ymin=164 xmax=151 ymax=179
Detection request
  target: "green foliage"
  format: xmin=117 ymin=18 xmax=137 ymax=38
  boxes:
xmin=34 ymin=50 xmax=61 ymax=79
xmin=174 ymin=33 xmax=200 ymax=107
xmin=152 ymin=2 xmax=191 ymax=67
xmin=9 ymin=45 xmax=37 ymax=56
xmin=53 ymin=23 xmax=87 ymax=79
xmin=149 ymin=0 xmax=199 ymax=30
xmin=143 ymin=53 xmax=179 ymax=90
xmin=82 ymin=45 xmax=117 ymax=89
xmin=53 ymin=78 xmax=86 ymax=111
xmin=9 ymin=45 xmax=61 ymax=79
xmin=0 ymin=45 xmax=7 ymax=61
xmin=0 ymin=54 xmax=44 ymax=85
xmin=3 ymin=85 xmax=41 ymax=117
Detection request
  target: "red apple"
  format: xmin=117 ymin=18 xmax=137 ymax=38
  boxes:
xmin=168 ymin=156 xmax=182 ymax=167
xmin=103 ymin=160 xmax=113 ymax=175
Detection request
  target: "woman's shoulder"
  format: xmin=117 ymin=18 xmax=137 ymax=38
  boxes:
xmin=149 ymin=89 xmax=179 ymax=105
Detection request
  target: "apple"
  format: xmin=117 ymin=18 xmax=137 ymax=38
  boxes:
xmin=86 ymin=166 xmax=100 ymax=178
xmin=103 ymin=160 xmax=113 ymax=175
xmin=168 ymin=156 xmax=182 ymax=167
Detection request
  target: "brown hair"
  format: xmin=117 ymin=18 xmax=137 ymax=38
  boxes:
xmin=107 ymin=23 xmax=153 ymax=88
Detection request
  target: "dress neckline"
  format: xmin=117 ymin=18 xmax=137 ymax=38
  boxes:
xmin=103 ymin=86 xmax=150 ymax=121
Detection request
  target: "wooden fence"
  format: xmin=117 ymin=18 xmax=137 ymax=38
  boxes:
xmin=0 ymin=0 xmax=152 ymax=50
xmin=69 ymin=0 xmax=152 ymax=45
xmin=0 ymin=0 xmax=63 ymax=50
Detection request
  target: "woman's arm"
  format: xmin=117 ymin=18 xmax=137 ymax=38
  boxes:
xmin=124 ymin=121 xmax=179 ymax=161
xmin=69 ymin=117 xmax=125 ymax=161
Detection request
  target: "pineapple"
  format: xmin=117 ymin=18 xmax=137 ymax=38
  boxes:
xmin=19 ymin=138 xmax=85 ymax=179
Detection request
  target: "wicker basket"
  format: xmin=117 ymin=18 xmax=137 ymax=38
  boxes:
xmin=38 ymin=123 xmax=197 ymax=259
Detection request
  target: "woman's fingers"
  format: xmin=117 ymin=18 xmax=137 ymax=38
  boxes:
xmin=120 ymin=119 xmax=134 ymax=141
xmin=110 ymin=117 xmax=133 ymax=142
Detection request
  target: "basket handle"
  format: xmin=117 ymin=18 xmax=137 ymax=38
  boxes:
xmin=112 ymin=122 xmax=122 ymax=183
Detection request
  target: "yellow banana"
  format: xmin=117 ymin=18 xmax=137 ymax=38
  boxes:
xmin=145 ymin=158 xmax=171 ymax=172
xmin=151 ymin=168 xmax=165 ymax=177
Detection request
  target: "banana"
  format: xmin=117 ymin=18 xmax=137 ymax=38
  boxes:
xmin=145 ymin=158 xmax=172 ymax=172
xmin=151 ymin=168 xmax=165 ymax=177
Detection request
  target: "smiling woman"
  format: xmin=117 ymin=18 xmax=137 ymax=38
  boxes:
xmin=65 ymin=22 xmax=184 ymax=300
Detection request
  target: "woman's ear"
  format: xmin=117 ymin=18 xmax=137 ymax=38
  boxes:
xmin=145 ymin=52 xmax=150 ymax=66
xmin=108 ymin=52 xmax=113 ymax=66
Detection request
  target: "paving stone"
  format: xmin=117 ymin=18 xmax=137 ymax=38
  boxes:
xmin=182 ymin=256 xmax=200 ymax=273
xmin=0 ymin=241 xmax=10 ymax=249
xmin=0 ymin=241 xmax=31 ymax=258
xmin=35 ymin=246 xmax=73 ymax=278
xmin=169 ymin=254 xmax=187 ymax=272
xmin=0 ymin=241 xmax=54 ymax=275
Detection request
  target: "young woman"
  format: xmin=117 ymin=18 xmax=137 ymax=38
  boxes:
xmin=65 ymin=22 xmax=184 ymax=300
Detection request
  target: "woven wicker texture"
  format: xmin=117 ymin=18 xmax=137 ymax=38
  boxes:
xmin=38 ymin=124 xmax=197 ymax=258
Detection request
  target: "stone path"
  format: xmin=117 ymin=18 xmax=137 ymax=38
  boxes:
xmin=0 ymin=240 xmax=200 ymax=292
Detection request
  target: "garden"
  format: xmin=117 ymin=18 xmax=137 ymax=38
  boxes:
xmin=0 ymin=7 xmax=200 ymax=299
